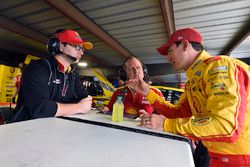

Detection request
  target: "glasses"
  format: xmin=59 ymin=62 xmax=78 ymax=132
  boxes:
xmin=67 ymin=43 xmax=84 ymax=52
xmin=126 ymin=66 xmax=142 ymax=73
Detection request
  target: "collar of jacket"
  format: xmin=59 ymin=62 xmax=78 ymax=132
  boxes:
xmin=186 ymin=50 xmax=211 ymax=77
xmin=54 ymin=58 xmax=75 ymax=73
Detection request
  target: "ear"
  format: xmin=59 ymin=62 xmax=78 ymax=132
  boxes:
xmin=59 ymin=42 xmax=64 ymax=52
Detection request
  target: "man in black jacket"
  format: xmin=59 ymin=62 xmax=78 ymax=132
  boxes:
xmin=12 ymin=29 xmax=93 ymax=122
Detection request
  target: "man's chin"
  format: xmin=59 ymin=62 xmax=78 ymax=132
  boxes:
xmin=71 ymin=59 xmax=79 ymax=64
xmin=130 ymin=76 xmax=143 ymax=80
xmin=172 ymin=64 xmax=179 ymax=70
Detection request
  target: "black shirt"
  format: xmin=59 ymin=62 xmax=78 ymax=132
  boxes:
xmin=12 ymin=57 xmax=89 ymax=122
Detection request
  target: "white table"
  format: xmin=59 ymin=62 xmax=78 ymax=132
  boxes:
xmin=66 ymin=110 xmax=191 ymax=142
xmin=0 ymin=111 xmax=195 ymax=167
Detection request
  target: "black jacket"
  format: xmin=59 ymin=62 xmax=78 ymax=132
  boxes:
xmin=12 ymin=57 xmax=89 ymax=122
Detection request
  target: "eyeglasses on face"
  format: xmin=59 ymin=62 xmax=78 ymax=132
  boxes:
xmin=126 ymin=66 xmax=142 ymax=73
xmin=66 ymin=43 xmax=84 ymax=52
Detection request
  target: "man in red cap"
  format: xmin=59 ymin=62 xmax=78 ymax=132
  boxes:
xmin=127 ymin=28 xmax=250 ymax=166
xmin=12 ymin=29 xmax=93 ymax=122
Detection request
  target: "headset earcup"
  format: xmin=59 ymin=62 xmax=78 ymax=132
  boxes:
xmin=119 ymin=68 xmax=127 ymax=82
xmin=142 ymin=65 xmax=149 ymax=82
xmin=143 ymin=65 xmax=148 ymax=76
xmin=47 ymin=38 xmax=60 ymax=55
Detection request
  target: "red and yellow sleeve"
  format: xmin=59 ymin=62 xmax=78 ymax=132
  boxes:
xmin=146 ymin=90 xmax=192 ymax=118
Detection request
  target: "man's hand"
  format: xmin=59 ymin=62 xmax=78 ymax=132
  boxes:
xmin=140 ymin=114 xmax=165 ymax=131
xmin=126 ymin=78 xmax=150 ymax=96
xmin=56 ymin=95 xmax=92 ymax=116
xmin=139 ymin=109 xmax=147 ymax=117
xmin=78 ymin=95 xmax=92 ymax=114
xmin=101 ymin=106 xmax=110 ymax=113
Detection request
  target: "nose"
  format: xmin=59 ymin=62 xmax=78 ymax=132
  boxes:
xmin=132 ymin=68 xmax=138 ymax=74
xmin=79 ymin=49 xmax=84 ymax=56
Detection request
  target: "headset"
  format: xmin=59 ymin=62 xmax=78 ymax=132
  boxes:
xmin=47 ymin=29 xmax=77 ymax=62
xmin=47 ymin=29 xmax=65 ymax=55
xmin=119 ymin=56 xmax=148 ymax=82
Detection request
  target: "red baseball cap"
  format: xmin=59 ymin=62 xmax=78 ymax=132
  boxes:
xmin=55 ymin=30 xmax=93 ymax=50
xmin=157 ymin=28 xmax=202 ymax=55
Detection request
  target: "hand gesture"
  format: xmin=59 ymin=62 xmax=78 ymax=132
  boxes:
xmin=101 ymin=106 xmax=110 ymax=113
xmin=140 ymin=114 xmax=165 ymax=131
xmin=126 ymin=78 xmax=150 ymax=96
xmin=78 ymin=95 xmax=92 ymax=114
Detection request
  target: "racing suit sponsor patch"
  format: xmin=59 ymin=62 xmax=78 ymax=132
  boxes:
xmin=192 ymin=116 xmax=213 ymax=126
xmin=213 ymin=91 xmax=229 ymax=96
xmin=195 ymin=71 xmax=201 ymax=76
xmin=208 ymin=66 xmax=228 ymax=75
xmin=208 ymin=75 xmax=229 ymax=82
xmin=204 ymin=56 xmax=221 ymax=64
xmin=211 ymin=83 xmax=227 ymax=90
xmin=127 ymin=108 xmax=137 ymax=115
xmin=208 ymin=71 xmax=227 ymax=77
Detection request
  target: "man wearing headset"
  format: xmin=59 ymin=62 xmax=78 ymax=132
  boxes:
xmin=11 ymin=29 xmax=93 ymax=122
xmin=102 ymin=56 xmax=163 ymax=118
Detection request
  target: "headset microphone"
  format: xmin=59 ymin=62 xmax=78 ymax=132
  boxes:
xmin=64 ymin=53 xmax=78 ymax=62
